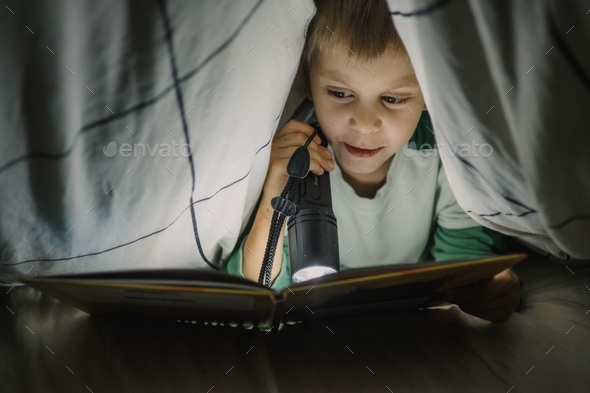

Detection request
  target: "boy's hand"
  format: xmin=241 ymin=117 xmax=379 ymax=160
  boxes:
xmin=264 ymin=119 xmax=335 ymax=201
xmin=242 ymin=120 xmax=335 ymax=285
xmin=442 ymin=268 xmax=521 ymax=323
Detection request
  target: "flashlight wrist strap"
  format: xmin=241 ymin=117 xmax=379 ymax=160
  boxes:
xmin=258 ymin=129 xmax=317 ymax=287
xmin=258 ymin=178 xmax=299 ymax=287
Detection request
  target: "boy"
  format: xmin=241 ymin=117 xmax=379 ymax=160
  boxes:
xmin=225 ymin=0 xmax=521 ymax=323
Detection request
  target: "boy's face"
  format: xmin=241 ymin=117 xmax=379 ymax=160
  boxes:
xmin=308 ymin=47 xmax=425 ymax=180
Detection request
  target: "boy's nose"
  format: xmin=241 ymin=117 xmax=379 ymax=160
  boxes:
xmin=349 ymin=113 xmax=381 ymax=134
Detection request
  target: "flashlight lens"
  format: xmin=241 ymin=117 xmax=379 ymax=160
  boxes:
xmin=292 ymin=265 xmax=337 ymax=283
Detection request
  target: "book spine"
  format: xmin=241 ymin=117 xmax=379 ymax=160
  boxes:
xmin=271 ymin=294 xmax=285 ymax=330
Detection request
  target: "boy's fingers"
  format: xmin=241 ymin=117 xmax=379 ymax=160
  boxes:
xmin=458 ymin=288 xmax=520 ymax=323
xmin=453 ymin=290 xmax=520 ymax=311
xmin=270 ymin=147 xmax=334 ymax=178
xmin=444 ymin=281 xmax=517 ymax=304
xmin=271 ymin=145 xmax=314 ymax=162
xmin=274 ymin=132 xmax=318 ymax=149
xmin=269 ymin=146 xmax=303 ymax=170
xmin=309 ymin=149 xmax=334 ymax=174
xmin=443 ymin=283 xmax=488 ymax=304
xmin=273 ymin=138 xmax=333 ymax=166
xmin=443 ymin=269 xmax=519 ymax=304
xmin=274 ymin=119 xmax=316 ymax=140
xmin=274 ymin=121 xmax=324 ymax=150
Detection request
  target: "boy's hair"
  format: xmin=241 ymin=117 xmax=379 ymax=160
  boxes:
xmin=299 ymin=0 xmax=405 ymax=89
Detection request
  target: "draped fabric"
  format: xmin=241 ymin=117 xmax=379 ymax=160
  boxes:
xmin=388 ymin=0 xmax=590 ymax=261
xmin=0 ymin=0 xmax=314 ymax=283
xmin=1 ymin=0 xmax=588 ymax=287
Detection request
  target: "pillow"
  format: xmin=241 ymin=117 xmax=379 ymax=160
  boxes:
xmin=0 ymin=0 xmax=314 ymax=283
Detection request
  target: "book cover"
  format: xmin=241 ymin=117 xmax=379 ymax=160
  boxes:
xmin=20 ymin=253 xmax=526 ymax=330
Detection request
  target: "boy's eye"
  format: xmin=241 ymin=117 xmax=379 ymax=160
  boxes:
xmin=382 ymin=96 xmax=406 ymax=105
xmin=328 ymin=90 xmax=351 ymax=99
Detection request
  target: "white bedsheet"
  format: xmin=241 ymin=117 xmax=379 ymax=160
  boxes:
xmin=388 ymin=0 xmax=590 ymax=260
xmin=0 ymin=0 xmax=314 ymax=283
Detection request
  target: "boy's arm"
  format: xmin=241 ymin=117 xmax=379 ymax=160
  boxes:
xmin=221 ymin=192 xmax=293 ymax=291
xmin=241 ymin=192 xmax=287 ymax=286
xmin=431 ymin=164 xmax=520 ymax=323
xmin=230 ymin=120 xmax=333 ymax=286
xmin=224 ymin=119 xmax=333 ymax=288
xmin=222 ymin=236 xmax=292 ymax=291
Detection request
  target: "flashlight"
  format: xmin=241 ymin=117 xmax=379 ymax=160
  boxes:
xmin=287 ymin=124 xmax=340 ymax=283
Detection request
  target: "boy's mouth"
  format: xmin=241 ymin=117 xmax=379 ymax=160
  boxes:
xmin=345 ymin=143 xmax=381 ymax=158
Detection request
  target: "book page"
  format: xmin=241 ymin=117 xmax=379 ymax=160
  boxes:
xmin=21 ymin=270 xmax=278 ymax=327
xmin=280 ymin=254 xmax=526 ymax=321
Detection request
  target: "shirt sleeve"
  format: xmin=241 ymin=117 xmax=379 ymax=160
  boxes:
xmin=434 ymin=161 xmax=480 ymax=229
xmin=432 ymin=161 xmax=505 ymax=261
xmin=431 ymin=225 xmax=505 ymax=262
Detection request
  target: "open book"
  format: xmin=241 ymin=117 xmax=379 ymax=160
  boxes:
xmin=21 ymin=254 xmax=526 ymax=330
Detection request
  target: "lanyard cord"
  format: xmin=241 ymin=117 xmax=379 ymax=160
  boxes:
xmin=257 ymin=128 xmax=319 ymax=287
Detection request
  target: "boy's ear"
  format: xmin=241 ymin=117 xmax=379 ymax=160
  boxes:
xmin=296 ymin=63 xmax=313 ymax=101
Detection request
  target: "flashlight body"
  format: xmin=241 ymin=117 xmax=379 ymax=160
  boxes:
xmin=287 ymin=157 xmax=340 ymax=282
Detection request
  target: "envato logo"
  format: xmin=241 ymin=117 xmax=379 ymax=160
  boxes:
xmin=402 ymin=141 xmax=493 ymax=158
xmin=103 ymin=141 xmax=193 ymax=158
